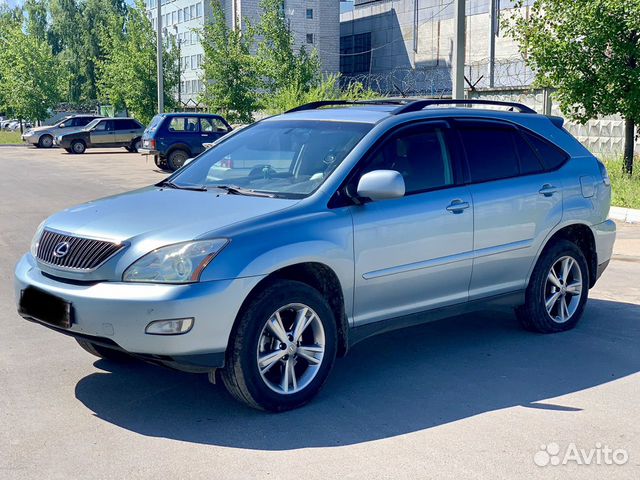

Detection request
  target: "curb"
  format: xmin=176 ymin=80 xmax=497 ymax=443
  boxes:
xmin=610 ymin=206 xmax=640 ymax=224
xmin=0 ymin=144 xmax=26 ymax=147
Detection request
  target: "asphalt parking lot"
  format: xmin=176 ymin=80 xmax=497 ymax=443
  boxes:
xmin=1 ymin=146 xmax=639 ymax=479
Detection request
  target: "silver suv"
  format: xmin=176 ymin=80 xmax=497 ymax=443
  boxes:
xmin=15 ymin=100 xmax=616 ymax=411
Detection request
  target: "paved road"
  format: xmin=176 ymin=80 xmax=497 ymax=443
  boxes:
xmin=1 ymin=146 xmax=639 ymax=479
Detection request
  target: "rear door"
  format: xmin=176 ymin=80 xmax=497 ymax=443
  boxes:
xmin=454 ymin=119 xmax=563 ymax=299
xmin=89 ymin=119 xmax=115 ymax=145
xmin=113 ymin=119 xmax=138 ymax=144
xmin=350 ymin=121 xmax=474 ymax=325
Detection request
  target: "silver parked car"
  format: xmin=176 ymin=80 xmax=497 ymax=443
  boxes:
xmin=15 ymin=99 xmax=616 ymax=411
xmin=21 ymin=115 xmax=103 ymax=148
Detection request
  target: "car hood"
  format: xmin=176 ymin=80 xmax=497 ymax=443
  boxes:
xmin=29 ymin=125 xmax=55 ymax=133
xmin=44 ymin=186 xmax=299 ymax=245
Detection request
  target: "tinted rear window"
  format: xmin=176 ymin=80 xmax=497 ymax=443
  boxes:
xmin=522 ymin=131 xmax=568 ymax=170
xmin=514 ymin=132 xmax=545 ymax=175
xmin=459 ymin=127 xmax=519 ymax=182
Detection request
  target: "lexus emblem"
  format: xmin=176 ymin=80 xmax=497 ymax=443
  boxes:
xmin=53 ymin=241 xmax=71 ymax=258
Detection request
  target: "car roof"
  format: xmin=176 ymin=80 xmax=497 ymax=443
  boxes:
xmin=266 ymin=104 xmax=540 ymax=125
xmin=159 ymin=112 xmax=222 ymax=118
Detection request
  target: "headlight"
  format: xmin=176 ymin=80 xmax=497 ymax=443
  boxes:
xmin=30 ymin=221 xmax=46 ymax=258
xmin=123 ymin=239 xmax=229 ymax=283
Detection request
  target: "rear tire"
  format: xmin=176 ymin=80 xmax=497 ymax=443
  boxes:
xmin=221 ymin=280 xmax=337 ymax=411
xmin=38 ymin=134 xmax=53 ymax=148
xmin=70 ymin=140 xmax=86 ymax=154
xmin=167 ymin=149 xmax=189 ymax=171
xmin=129 ymin=137 xmax=142 ymax=153
xmin=75 ymin=338 xmax=134 ymax=362
xmin=516 ymin=240 xmax=589 ymax=333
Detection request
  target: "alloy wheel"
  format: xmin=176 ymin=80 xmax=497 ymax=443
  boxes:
xmin=256 ymin=303 xmax=325 ymax=395
xmin=544 ymin=255 xmax=583 ymax=324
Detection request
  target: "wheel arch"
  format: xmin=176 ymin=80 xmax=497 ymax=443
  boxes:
xmin=534 ymin=223 xmax=598 ymax=288
xmin=166 ymin=143 xmax=192 ymax=158
xmin=231 ymin=262 xmax=349 ymax=357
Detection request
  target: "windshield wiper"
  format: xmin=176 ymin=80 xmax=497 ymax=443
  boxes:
xmin=157 ymin=180 xmax=208 ymax=192
xmin=213 ymin=185 xmax=275 ymax=198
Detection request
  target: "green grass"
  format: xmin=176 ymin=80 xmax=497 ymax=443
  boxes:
xmin=602 ymin=157 xmax=640 ymax=209
xmin=0 ymin=131 xmax=22 ymax=145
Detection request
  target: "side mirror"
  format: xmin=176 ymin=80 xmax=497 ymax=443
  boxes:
xmin=59 ymin=123 xmax=66 ymax=128
xmin=356 ymin=170 xmax=405 ymax=201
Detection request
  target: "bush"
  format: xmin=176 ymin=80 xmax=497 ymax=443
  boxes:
xmin=602 ymin=157 xmax=640 ymax=209
xmin=262 ymin=74 xmax=381 ymax=115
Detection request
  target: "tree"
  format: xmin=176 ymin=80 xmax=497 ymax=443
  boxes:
xmin=256 ymin=0 xmax=321 ymax=95
xmin=0 ymin=20 xmax=60 ymax=124
xmin=97 ymin=0 xmax=178 ymax=124
xmin=199 ymin=0 xmax=259 ymax=123
xmin=506 ymin=0 xmax=640 ymax=175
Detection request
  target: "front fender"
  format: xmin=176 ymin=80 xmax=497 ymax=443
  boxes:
xmin=199 ymin=208 xmax=355 ymax=319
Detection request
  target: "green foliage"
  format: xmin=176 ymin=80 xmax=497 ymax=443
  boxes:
xmin=262 ymin=74 xmax=381 ymax=115
xmin=0 ymin=19 xmax=60 ymax=122
xmin=602 ymin=156 xmax=640 ymax=208
xmin=0 ymin=131 xmax=23 ymax=145
xmin=97 ymin=0 xmax=178 ymax=125
xmin=505 ymin=0 xmax=640 ymax=174
xmin=255 ymin=0 xmax=321 ymax=95
xmin=199 ymin=0 xmax=259 ymax=124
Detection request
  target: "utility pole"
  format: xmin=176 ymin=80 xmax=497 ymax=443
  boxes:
xmin=173 ymin=25 xmax=182 ymax=107
xmin=452 ymin=0 xmax=466 ymax=100
xmin=488 ymin=0 xmax=497 ymax=88
xmin=157 ymin=0 xmax=164 ymax=113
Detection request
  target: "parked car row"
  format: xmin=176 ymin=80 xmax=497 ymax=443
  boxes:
xmin=21 ymin=111 xmax=233 ymax=172
xmin=2 ymin=119 xmax=33 ymax=131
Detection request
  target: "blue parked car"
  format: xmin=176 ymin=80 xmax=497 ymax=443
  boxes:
xmin=140 ymin=112 xmax=232 ymax=171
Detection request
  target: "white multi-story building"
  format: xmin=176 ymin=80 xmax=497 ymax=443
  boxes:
xmin=146 ymin=0 xmax=340 ymax=106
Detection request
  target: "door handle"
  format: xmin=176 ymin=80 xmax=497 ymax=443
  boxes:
xmin=539 ymin=184 xmax=558 ymax=197
xmin=201 ymin=134 xmax=208 ymax=137
xmin=446 ymin=199 xmax=470 ymax=214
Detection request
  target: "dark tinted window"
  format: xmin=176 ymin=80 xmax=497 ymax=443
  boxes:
xmin=459 ymin=126 xmax=519 ymax=182
xmin=363 ymin=126 xmax=454 ymax=194
xmin=522 ymin=131 xmax=567 ymax=170
xmin=115 ymin=119 xmax=139 ymax=130
xmin=168 ymin=116 xmax=199 ymax=132
xmin=514 ymin=132 xmax=545 ymax=175
xmin=74 ymin=117 xmax=95 ymax=127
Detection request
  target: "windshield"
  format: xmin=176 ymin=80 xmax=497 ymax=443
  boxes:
xmin=54 ymin=116 xmax=72 ymax=127
xmin=170 ymin=120 xmax=372 ymax=198
xmin=83 ymin=118 xmax=101 ymax=130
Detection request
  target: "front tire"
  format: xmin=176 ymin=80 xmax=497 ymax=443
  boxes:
xmin=517 ymin=240 xmax=589 ymax=333
xmin=221 ymin=280 xmax=337 ymax=411
xmin=70 ymin=140 xmax=86 ymax=154
xmin=38 ymin=134 xmax=53 ymax=148
xmin=129 ymin=137 xmax=142 ymax=153
xmin=75 ymin=338 xmax=134 ymax=362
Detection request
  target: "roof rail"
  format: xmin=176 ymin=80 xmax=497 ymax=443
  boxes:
xmin=285 ymin=99 xmax=411 ymax=113
xmin=392 ymin=99 xmax=537 ymax=115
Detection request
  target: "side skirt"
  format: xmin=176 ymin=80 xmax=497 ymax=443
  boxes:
xmin=348 ymin=290 xmax=525 ymax=348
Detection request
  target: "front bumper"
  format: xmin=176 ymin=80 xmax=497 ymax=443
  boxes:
xmin=21 ymin=134 xmax=38 ymax=145
xmin=14 ymin=254 xmax=264 ymax=368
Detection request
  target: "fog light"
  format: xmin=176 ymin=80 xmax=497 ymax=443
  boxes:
xmin=145 ymin=318 xmax=194 ymax=335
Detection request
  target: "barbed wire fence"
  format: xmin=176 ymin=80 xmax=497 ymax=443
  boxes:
xmin=340 ymin=56 xmax=535 ymax=97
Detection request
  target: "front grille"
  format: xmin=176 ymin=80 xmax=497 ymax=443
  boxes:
xmin=36 ymin=230 xmax=124 ymax=271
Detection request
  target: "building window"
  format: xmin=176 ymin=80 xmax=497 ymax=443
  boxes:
xmin=172 ymin=11 xmax=177 ymax=25
xmin=191 ymin=79 xmax=198 ymax=93
xmin=197 ymin=53 xmax=203 ymax=67
xmin=190 ymin=5 xmax=196 ymax=19
xmin=306 ymin=33 xmax=313 ymax=44
xmin=306 ymin=8 xmax=313 ymax=19
xmin=196 ymin=1 xmax=202 ymax=17
xmin=190 ymin=31 xmax=196 ymax=44
xmin=191 ymin=55 xmax=196 ymax=69
xmin=178 ymin=8 xmax=183 ymax=22
xmin=184 ymin=6 xmax=189 ymax=21
xmin=340 ymin=32 xmax=372 ymax=75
